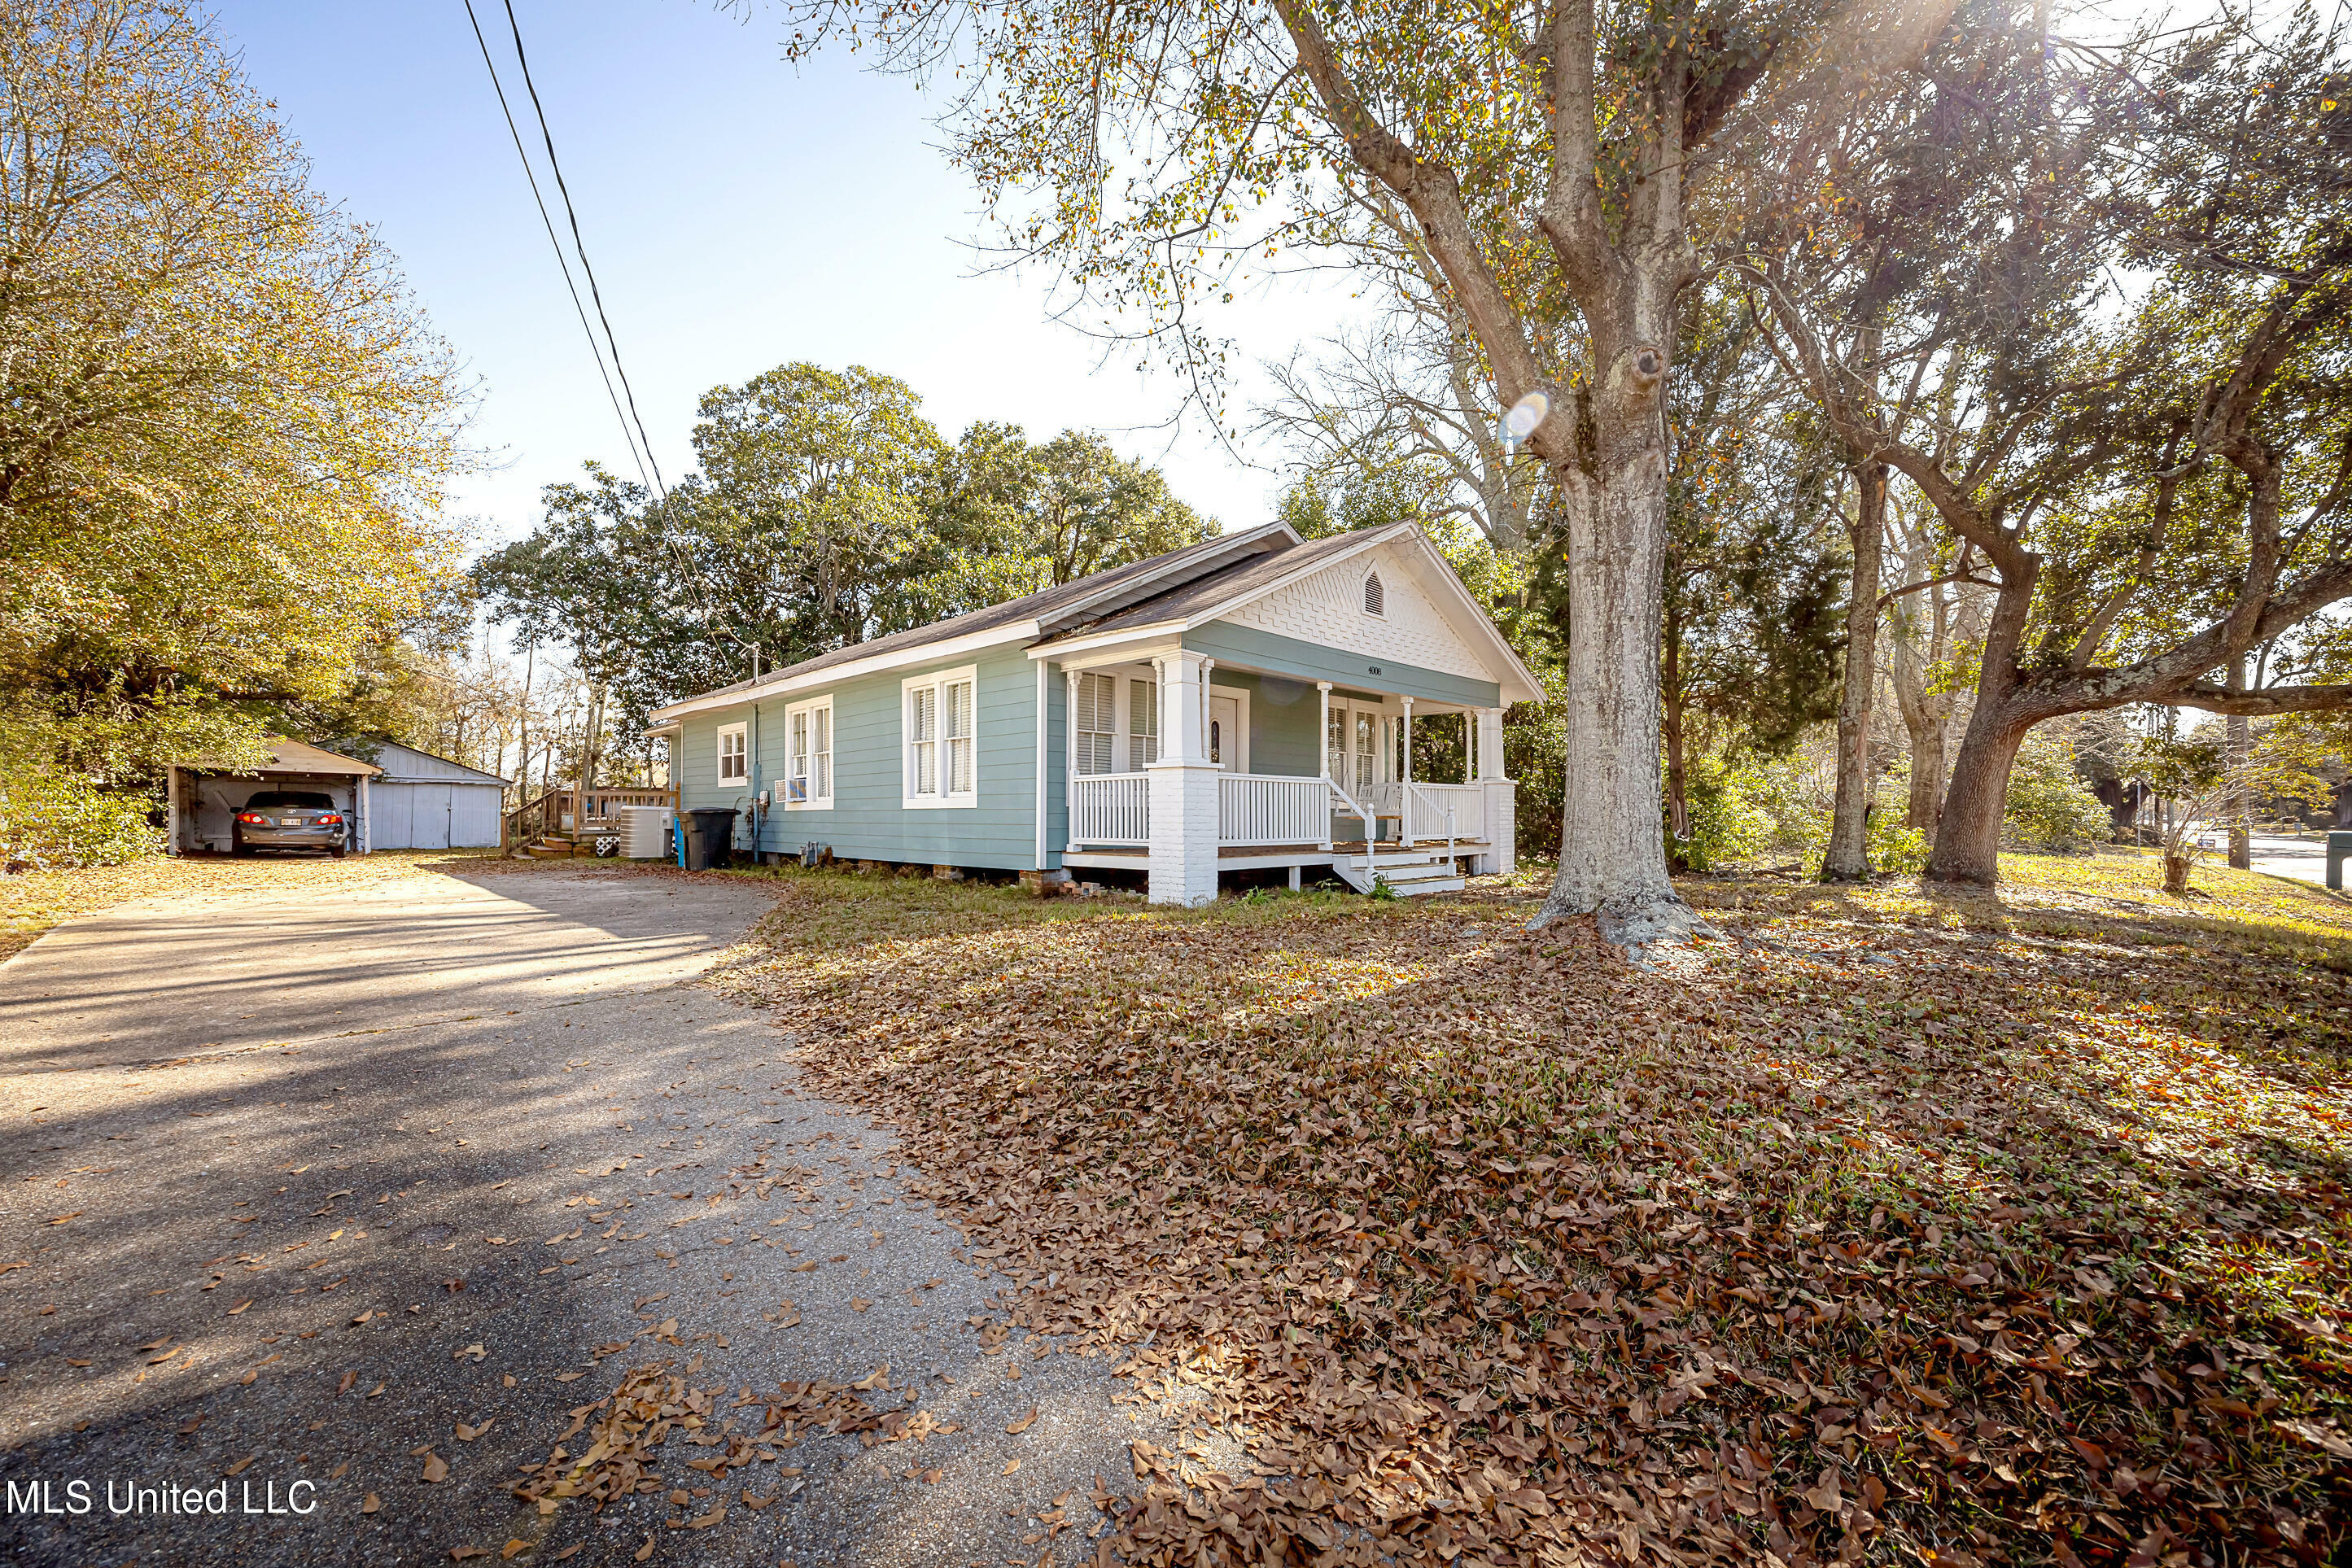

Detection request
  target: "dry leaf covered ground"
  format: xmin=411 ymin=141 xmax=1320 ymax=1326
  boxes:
xmin=710 ymin=850 xmax=2352 ymax=1568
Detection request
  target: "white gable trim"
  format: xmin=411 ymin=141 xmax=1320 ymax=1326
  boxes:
xmin=1042 ymin=524 xmax=1541 ymax=704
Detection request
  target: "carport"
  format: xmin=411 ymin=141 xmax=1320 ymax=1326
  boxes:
xmin=167 ymin=738 xmax=379 ymax=854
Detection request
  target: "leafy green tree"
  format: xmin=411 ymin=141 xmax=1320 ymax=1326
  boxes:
xmin=1756 ymin=7 xmax=2352 ymax=887
xmin=0 ymin=0 xmax=467 ymax=793
xmin=477 ymin=367 xmax=1214 ymax=744
xmin=922 ymin=423 xmax=1216 ymax=614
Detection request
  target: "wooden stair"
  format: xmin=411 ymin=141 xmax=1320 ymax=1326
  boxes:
xmin=514 ymin=833 xmax=582 ymax=859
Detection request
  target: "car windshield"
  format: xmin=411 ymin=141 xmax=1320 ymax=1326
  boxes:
xmin=246 ymin=790 xmax=334 ymax=810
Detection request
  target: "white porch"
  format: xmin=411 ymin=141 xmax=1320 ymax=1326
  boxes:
xmin=1051 ymin=648 xmax=1516 ymax=906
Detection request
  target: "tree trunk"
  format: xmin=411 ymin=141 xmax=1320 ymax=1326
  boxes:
xmin=1537 ymin=373 xmax=1708 ymax=946
xmin=1663 ymin=598 xmax=1690 ymax=854
xmin=2226 ymin=656 xmax=2250 ymax=869
xmin=1929 ymin=707 xmax=2029 ymax=886
xmin=1927 ymin=563 xmax=2040 ymax=886
xmin=1908 ymin=715 xmax=1946 ymax=837
xmin=2164 ymin=853 xmax=2192 ymax=895
xmin=1822 ymin=461 xmax=1886 ymax=880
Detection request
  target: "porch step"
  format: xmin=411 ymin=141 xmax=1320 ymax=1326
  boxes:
xmin=1333 ymin=850 xmax=1464 ymax=898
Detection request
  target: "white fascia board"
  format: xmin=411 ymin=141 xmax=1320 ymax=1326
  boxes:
xmin=1025 ymin=626 xmax=1186 ymax=664
xmin=650 ymin=622 xmax=1040 ymax=723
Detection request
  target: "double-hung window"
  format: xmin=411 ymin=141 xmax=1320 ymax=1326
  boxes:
xmin=1354 ymin=710 xmax=1379 ymax=795
xmin=785 ymin=697 xmax=832 ymax=809
xmin=1128 ymin=677 xmax=1159 ymax=770
xmin=903 ymin=666 xmax=978 ymax=807
xmin=716 ymin=722 xmax=748 ymax=785
xmin=1073 ymin=672 xmax=1117 ymax=775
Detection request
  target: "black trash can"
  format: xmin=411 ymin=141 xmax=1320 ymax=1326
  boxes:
xmin=681 ymin=806 xmax=740 ymax=871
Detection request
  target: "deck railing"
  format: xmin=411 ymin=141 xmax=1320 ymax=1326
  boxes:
xmin=504 ymin=786 xmax=676 ymax=847
xmin=1069 ymin=771 xmax=1150 ymax=846
xmin=1218 ymin=774 xmax=1329 ymax=846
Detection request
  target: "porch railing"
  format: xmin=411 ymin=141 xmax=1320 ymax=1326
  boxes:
xmin=1406 ymin=783 xmax=1485 ymax=848
xmin=1218 ymin=774 xmax=1329 ymax=846
xmin=1064 ymin=771 xmax=1477 ymax=854
xmin=1069 ymin=771 xmax=1150 ymax=846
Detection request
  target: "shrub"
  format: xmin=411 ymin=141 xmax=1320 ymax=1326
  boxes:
xmin=2003 ymin=730 xmax=2112 ymax=854
xmin=0 ymin=772 xmax=163 ymax=869
xmin=1670 ymin=752 xmax=1775 ymax=871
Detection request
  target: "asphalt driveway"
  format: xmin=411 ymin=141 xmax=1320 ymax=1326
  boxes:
xmin=0 ymin=865 xmax=1169 ymax=1566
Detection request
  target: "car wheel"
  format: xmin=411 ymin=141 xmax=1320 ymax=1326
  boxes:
xmin=232 ymin=835 xmax=251 ymax=857
xmin=330 ymin=846 xmax=347 ymax=859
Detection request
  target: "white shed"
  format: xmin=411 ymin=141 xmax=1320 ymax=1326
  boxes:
xmin=360 ymin=740 xmax=508 ymax=850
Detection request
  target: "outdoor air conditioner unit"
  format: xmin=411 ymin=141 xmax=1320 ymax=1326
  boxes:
xmin=618 ymin=805 xmax=674 ymax=860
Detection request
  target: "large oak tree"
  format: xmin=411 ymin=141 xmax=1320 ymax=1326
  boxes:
xmin=767 ymin=0 xmax=1953 ymax=943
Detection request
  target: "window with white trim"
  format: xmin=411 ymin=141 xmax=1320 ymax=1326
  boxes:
xmin=716 ymin=722 xmax=748 ymax=784
xmin=1128 ymin=677 xmax=1159 ymax=770
xmin=1073 ymin=672 xmax=1117 ymax=775
xmin=903 ymin=666 xmax=978 ymax=807
xmin=785 ymin=697 xmax=832 ymax=808
xmin=1362 ymin=570 xmax=1386 ymax=618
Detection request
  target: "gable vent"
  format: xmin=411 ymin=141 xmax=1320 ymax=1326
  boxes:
xmin=1362 ymin=570 xmax=1385 ymax=618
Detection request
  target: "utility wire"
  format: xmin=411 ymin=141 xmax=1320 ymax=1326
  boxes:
xmin=462 ymin=1 xmax=763 ymax=679
xmin=460 ymin=0 xmax=654 ymax=495
xmin=499 ymin=0 xmax=668 ymax=497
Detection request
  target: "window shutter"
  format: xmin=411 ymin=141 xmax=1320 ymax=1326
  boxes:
xmin=1075 ymin=672 xmax=1116 ymax=775
xmin=813 ymin=705 xmax=831 ymax=799
xmin=1130 ymin=678 xmax=1159 ymax=769
xmin=946 ymin=679 xmax=974 ymax=794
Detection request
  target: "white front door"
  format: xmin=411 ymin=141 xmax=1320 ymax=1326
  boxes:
xmin=1208 ymin=692 xmax=1246 ymax=772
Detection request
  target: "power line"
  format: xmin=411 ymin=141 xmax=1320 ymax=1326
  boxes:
xmin=461 ymin=2 xmax=763 ymax=679
xmin=499 ymin=0 xmax=668 ymax=498
xmin=459 ymin=0 xmax=655 ymax=495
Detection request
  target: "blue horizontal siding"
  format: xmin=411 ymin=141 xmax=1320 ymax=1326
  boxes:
xmin=676 ymin=643 xmax=1043 ymax=871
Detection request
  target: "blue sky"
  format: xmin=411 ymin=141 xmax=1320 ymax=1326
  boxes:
xmin=207 ymin=1 xmax=1361 ymax=553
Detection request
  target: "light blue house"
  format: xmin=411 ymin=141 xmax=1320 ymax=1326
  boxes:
xmin=645 ymin=522 xmax=1540 ymax=904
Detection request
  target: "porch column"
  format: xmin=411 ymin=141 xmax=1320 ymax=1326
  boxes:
xmin=1315 ymin=682 xmax=1333 ymax=852
xmin=1400 ymin=697 xmax=1415 ymax=846
xmin=1146 ymin=650 xmax=1218 ymax=906
xmin=1477 ymin=708 xmax=1505 ymax=779
xmin=1464 ymin=712 xmax=1475 ymax=784
xmin=1064 ymin=668 xmax=1080 ymax=852
xmin=1198 ymin=657 xmax=1216 ymax=762
xmin=1475 ymin=707 xmax=1515 ymax=877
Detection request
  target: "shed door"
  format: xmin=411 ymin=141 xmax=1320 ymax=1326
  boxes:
xmin=413 ymin=784 xmax=452 ymax=849
xmin=448 ymin=785 xmax=502 ymax=847
xmin=373 ymin=784 xmax=414 ymax=850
